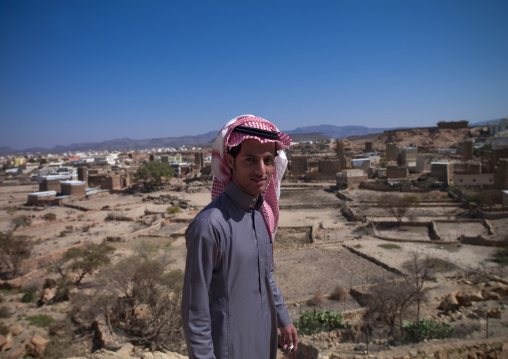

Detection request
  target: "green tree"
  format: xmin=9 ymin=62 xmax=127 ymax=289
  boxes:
xmin=472 ymin=190 xmax=502 ymax=211
xmin=377 ymin=194 xmax=418 ymax=225
xmin=55 ymin=242 xmax=115 ymax=287
xmin=134 ymin=161 xmax=174 ymax=187
xmin=0 ymin=231 xmax=32 ymax=278
xmin=40 ymin=158 xmax=48 ymax=165
xmin=473 ymin=144 xmax=492 ymax=157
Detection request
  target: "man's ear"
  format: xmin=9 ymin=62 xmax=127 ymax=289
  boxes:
xmin=226 ymin=153 xmax=235 ymax=170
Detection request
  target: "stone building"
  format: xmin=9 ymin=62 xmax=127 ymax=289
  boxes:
xmin=364 ymin=142 xmax=373 ymax=153
xmin=336 ymin=140 xmax=346 ymax=170
xmin=454 ymin=174 xmax=494 ymax=188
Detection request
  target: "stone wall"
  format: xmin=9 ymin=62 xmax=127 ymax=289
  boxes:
xmin=318 ymin=160 xmax=340 ymax=180
xmin=386 ymin=165 xmax=408 ymax=179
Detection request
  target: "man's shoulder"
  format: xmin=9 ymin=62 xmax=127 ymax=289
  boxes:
xmin=192 ymin=193 xmax=230 ymax=223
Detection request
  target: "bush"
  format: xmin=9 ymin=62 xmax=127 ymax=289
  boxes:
xmin=0 ymin=321 xmax=9 ymax=335
xmin=295 ymin=309 xmax=349 ymax=336
xmin=402 ymin=319 xmax=452 ymax=343
xmin=309 ymin=291 xmax=324 ymax=306
xmin=21 ymin=289 xmax=36 ymax=303
xmin=0 ymin=305 xmax=12 ymax=318
xmin=330 ymin=286 xmax=346 ymax=301
xmin=26 ymin=314 xmax=56 ymax=328
xmin=167 ymin=206 xmax=181 ymax=214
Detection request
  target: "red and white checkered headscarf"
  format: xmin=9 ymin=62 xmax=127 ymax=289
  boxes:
xmin=211 ymin=114 xmax=292 ymax=241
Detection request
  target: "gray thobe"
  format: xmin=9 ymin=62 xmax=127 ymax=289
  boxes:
xmin=181 ymin=182 xmax=291 ymax=359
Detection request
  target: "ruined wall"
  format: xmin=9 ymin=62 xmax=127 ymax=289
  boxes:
xmin=318 ymin=159 xmax=340 ymax=180
xmin=494 ymin=158 xmax=508 ymax=190
xmin=386 ymin=165 xmax=408 ymax=179
xmin=291 ymin=156 xmax=308 ymax=175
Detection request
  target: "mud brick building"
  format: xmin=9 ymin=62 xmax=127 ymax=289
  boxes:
xmin=494 ymin=159 xmax=508 ymax=190
xmin=60 ymin=180 xmax=87 ymax=197
xmin=77 ymin=167 xmax=88 ymax=186
xmin=39 ymin=174 xmax=77 ymax=192
xmin=364 ymin=142 xmax=373 ymax=153
xmin=336 ymin=169 xmax=368 ymax=189
xmin=88 ymin=173 xmax=123 ymax=190
xmin=336 ymin=140 xmax=346 ymax=170
xmin=431 ymin=162 xmax=454 ymax=185
xmin=458 ymin=139 xmax=475 ymax=161
xmin=386 ymin=143 xmax=398 ymax=161
xmin=27 ymin=191 xmax=57 ymax=205
xmin=399 ymin=147 xmax=417 ymax=167
xmin=386 ymin=165 xmax=408 ymax=179
xmin=454 ymin=173 xmax=494 ymax=188
xmin=416 ymin=154 xmax=436 ymax=173
xmin=454 ymin=161 xmax=482 ymax=175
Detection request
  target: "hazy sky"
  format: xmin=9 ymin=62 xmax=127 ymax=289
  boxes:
xmin=1 ymin=0 xmax=507 ymax=150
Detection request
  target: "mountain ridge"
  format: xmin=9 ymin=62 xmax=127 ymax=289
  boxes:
xmin=1 ymin=119 xmax=500 ymax=155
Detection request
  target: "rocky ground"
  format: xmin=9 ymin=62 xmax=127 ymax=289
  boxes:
xmin=1 ymin=180 xmax=508 ymax=358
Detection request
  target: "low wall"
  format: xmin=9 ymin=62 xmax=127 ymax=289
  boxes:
xmin=343 ymin=245 xmax=405 ymax=276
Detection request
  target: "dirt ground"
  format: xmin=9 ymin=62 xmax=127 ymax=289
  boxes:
xmin=1 ymin=181 xmax=508 ymax=358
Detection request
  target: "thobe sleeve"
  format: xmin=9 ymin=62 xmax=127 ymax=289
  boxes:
xmin=268 ymin=257 xmax=291 ymax=328
xmin=181 ymin=218 xmax=220 ymax=359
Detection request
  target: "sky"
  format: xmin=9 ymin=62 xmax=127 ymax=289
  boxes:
xmin=1 ymin=0 xmax=507 ymax=150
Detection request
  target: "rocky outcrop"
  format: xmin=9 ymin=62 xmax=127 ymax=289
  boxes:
xmin=25 ymin=334 xmax=50 ymax=358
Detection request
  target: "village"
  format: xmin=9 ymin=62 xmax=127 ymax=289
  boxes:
xmin=1 ymin=118 xmax=508 ymax=359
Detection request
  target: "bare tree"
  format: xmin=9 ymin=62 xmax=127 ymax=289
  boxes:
xmin=364 ymin=280 xmax=415 ymax=339
xmin=377 ymin=194 xmax=418 ymax=225
xmin=71 ymin=247 xmax=184 ymax=352
xmin=0 ymin=231 xmax=32 ymax=278
xmin=11 ymin=215 xmax=32 ymax=230
xmin=402 ymin=251 xmax=439 ymax=322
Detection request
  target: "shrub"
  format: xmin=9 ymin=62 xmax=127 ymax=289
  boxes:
xmin=21 ymin=290 xmax=36 ymax=303
xmin=0 ymin=305 xmax=12 ymax=318
xmin=295 ymin=309 xmax=349 ymax=336
xmin=402 ymin=319 xmax=452 ymax=343
xmin=330 ymin=286 xmax=346 ymax=301
xmin=105 ymin=213 xmax=116 ymax=221
xmin=167 ymin=206 xmax=181 ymax=215
xmin=309 ymin=291 xmax=324 ymax=306
xmin=0 ymin=321 xmax=9 ymax=335
xmin=26 ymin=314 xmax=56 ymax=328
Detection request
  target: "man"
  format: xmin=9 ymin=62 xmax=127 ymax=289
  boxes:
xmin=181 ymin=115 xmax=298 ymax=359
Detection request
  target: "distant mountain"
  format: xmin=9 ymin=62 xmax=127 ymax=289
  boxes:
xmin=2 ymin=118 xmax=505 ymax=156
xmin=286 ymin=125 xmax=394 ymax=139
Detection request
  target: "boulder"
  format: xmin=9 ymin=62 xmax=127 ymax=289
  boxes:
xmin=484 ymin=282 xmax=508 ymax=297
xmin=488 ymin=307 xmax=502 ymax=319
xmin=456 ymin=288 xmax=484 ymax=306
xmin=0 ymin=333 xmax=13 ymax=352
xmin=10 ymin=323 xmax=23 ymax=336
xmin=25 ymin=334 xmax=50 ymax=357
xmin=38 ymin=287 xmax=57 ymax=305
xmin=438 ymin=292 xmax=459 ymax=312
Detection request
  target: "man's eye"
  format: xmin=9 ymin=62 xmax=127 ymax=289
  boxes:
xmin=265 ymin=158 xmax=274 ymax=165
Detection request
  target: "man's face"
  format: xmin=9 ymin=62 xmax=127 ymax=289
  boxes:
xmin=227 ymin=139 xmax=276 ymax=198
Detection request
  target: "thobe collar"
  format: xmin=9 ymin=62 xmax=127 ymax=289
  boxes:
xmin=224 ymin=181 xmax=264 ymax=212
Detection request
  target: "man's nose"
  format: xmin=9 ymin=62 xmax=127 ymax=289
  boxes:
xmin=253 ymin=160 xmax=266 ymax=175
